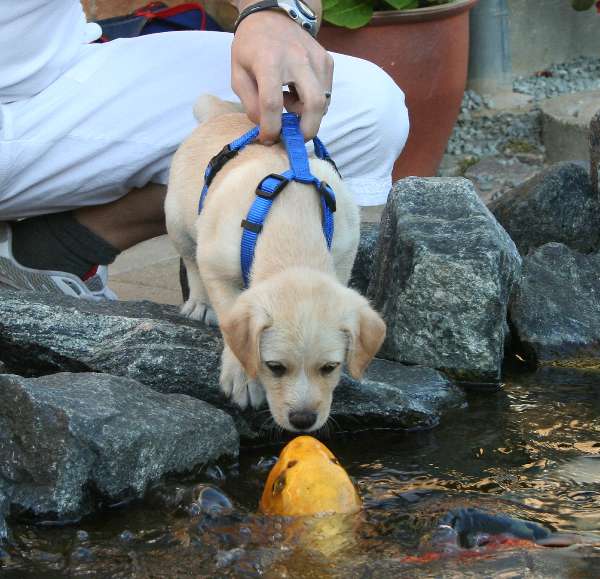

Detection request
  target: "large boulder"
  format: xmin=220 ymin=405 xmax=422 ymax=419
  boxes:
xmin=0 ymin=290 xmax=465 ymax=436
xmin=0 ymin=372 xmax=238 ymax=522
xmin=509 ymin=243 xmax=600 ymax=367
xmin=368 ymin=177 xmax=521 ymax=384
xmin=490 ymin=162 xmax=600 ymax=255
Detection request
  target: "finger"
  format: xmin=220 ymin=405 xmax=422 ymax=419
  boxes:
xmin=313 ymin=52 xmax=334 ymax=117
xmin=232 ymin=67 xmax=260 ymax=125
xmin=292 ymin=68 xmax=328 ymax=140
xmin=313 ymin=50 xmax=334 ymax=96
xmin=255 ymin=70 xmax=284 ymax=144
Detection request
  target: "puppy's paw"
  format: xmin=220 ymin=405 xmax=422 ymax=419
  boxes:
xmin=180 ymin=299 xmax=218 ymax=326
xmin=247 ymin=380 xmax=266 ymax=409
xmin=220 ymin=349 xmax=265 ymax=409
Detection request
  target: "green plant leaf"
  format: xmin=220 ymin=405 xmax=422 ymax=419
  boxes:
xmin=323 ymin=0 xmax=373 ymax=29
xmin=382 ymin=0 xmax=419 ymax=9
xmin=571 ymin=0 xmax=595 ymax=10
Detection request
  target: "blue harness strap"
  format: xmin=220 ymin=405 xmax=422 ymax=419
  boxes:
xmin=198 ymin=125 xmax=259 ymax=213
xmin=198 ymin=113 xmax=337 ymax=288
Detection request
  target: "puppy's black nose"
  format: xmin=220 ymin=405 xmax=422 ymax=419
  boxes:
xmin=289 ymin=411 xmax=318 ymax=431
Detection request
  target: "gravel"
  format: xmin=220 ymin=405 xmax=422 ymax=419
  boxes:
xmin=445 ymin=109 xmax=542 ymax=158
xmin=513 ymin=56 xmax=600 ymax=101
xmin=460 ymin=89 xmax=492 ymax=113
xmin=446 ymin=57 xmax=600 ymax=158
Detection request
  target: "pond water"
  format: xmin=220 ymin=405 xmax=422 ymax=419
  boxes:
xmin=2 ymin=366 xmax=600 ymax=578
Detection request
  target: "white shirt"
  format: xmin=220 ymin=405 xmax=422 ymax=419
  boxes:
xmin=0 ymin=0 xmax=101 ymax=103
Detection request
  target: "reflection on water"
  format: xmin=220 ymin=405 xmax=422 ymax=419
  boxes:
xmin=2 ymin=368 xmax=600 ymax=577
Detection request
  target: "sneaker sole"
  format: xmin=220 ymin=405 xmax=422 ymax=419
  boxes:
xmin=0 ymin=223 xmax=107 ymax=299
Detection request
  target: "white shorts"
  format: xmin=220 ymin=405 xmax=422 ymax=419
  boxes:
xmin=0 ymin=31 xmax=409 ymax=220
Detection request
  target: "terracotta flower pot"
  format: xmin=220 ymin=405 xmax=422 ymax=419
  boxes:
xmin=318 ymin=0 xmax=478 ymax=179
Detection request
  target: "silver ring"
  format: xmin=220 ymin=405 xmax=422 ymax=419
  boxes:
xmin=325 ymin=91 xmax=332 ymax=100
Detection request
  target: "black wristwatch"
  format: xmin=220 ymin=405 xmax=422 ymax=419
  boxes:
xmin=234 ymin=0 xmax=319 ymax=37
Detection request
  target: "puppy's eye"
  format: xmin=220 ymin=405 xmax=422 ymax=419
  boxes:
xmin=320 ymin=362 xmax=340 ymax=376
xmin=265 ymin=361 xmax=286 ymax=377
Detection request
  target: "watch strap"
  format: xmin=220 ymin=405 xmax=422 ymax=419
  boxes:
xmin=234 ymin=0 xmax=282 ymax=32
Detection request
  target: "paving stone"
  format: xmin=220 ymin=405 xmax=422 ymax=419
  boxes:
xmin=464 ymin=156 xmax=542 ymax=205
xmin=540 ymin=90 xmax=600 ymax=163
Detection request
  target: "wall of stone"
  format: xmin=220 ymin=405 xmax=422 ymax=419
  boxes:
xmin=508 ymin=0 xmax=600 ymax=76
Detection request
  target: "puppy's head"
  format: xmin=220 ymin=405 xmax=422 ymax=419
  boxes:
xmin=220 ymin=270 xmax=386 ymax=432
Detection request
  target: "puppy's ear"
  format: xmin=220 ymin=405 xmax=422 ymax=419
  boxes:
xmin=344 ymin=299 xmax=386 ymax=380
xmin=221 ymin=294 xmax=269 ymax=379
xmin=193 ymin=94 xmax=244 ymax=124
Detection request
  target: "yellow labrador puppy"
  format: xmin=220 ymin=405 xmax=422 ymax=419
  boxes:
xmin=165 ymin=95 xmax=385 ymax=432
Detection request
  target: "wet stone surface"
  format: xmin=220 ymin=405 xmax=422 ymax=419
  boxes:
xmin=368 ymin=177 xmax=521 ymax=385
xmin=334 ymin=360 xmax=465 ymax=432
xmin=509 ymin=242 xmax=600 ymax=367
xmin=2 ymin=372 xmax=600 ymax=577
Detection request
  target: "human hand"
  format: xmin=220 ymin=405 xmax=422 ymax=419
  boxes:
xmin=231 ymin=8 xmax=333 ymax=143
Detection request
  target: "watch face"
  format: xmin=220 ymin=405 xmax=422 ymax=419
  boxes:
xmin=294 ymin=0 xmax=316 ymax=20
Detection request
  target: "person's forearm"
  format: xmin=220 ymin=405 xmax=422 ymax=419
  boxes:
xmin=227 ymin=0 xmax=322 ymax=28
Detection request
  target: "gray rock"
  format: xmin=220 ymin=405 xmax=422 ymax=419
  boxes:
xmin=0 ymin=372 xmax=238 ymax=521
xmin=0 ymin=493 xmax=7 ymax=541
xmin=0 ymin=290 xmax=465 ymax=435
xmin=509 ymin=243 xmax=600 ymax=367
xmin=334 ymin=360 xmax=465 ymax=431
xmin=591 ymin=109 xmax=600 ymax=193
xmin=0 ymin=292 xmax=223 ymax=399
xmin=490 ymin=162 xmax=600 ymax=255
xmin=368 ymin=177 xmax=521 ymax=384
xmin=349 ymin=223 xmax=379 ymax=296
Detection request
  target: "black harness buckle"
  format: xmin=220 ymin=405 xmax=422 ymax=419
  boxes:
xmin=318 ymin=181 xmax=337 ymax=213
xmin=256 ymin=173 xmax=289 ymax=200
xmin=241 ymin=219 xmax=263 ymax=234
xmin=205 ymin=145 xmax=239 ymax=188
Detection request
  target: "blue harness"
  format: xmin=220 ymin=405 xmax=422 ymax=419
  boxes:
xmin=198 ymin=113 xmax=338 ymax=288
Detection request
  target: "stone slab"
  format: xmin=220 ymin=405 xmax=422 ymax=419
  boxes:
xmin=0 ymin=289 xmax=466 ymax=437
